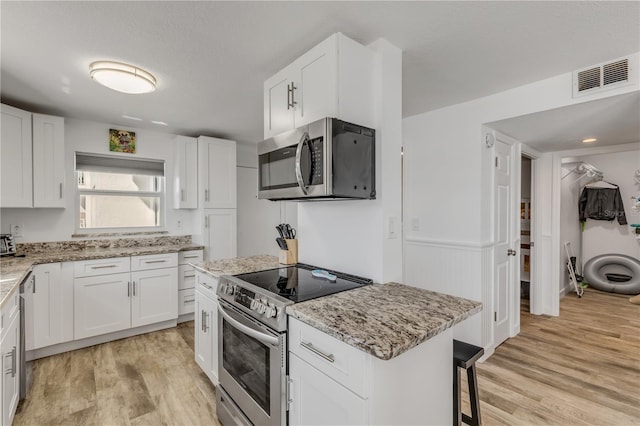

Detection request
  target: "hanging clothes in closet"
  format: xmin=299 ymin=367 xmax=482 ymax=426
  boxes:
xmin=578 ymin=182 xmax=627 ymax=225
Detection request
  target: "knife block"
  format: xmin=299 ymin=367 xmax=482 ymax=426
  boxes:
xmin=279 ymin=239 xmax=298 ymax=265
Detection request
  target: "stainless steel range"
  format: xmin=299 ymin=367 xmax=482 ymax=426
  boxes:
xmin=215 ymin=263 xmax=371 ymax=426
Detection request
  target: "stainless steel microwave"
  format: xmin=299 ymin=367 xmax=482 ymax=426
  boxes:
xmin=258 ymin=118 xmax=375 ymax=201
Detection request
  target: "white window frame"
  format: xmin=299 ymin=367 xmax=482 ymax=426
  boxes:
xmin=75 ymin=153 xmax=166 ymax=234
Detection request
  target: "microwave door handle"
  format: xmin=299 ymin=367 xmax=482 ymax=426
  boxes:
xmin=295 ymin=132 xmax=310 ymax=195
xmin=217 ymin=303 xmax=280 ymax=347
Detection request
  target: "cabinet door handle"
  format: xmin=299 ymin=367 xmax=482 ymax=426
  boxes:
xmin=184 ymin=298 xmax=195 ymax=303
xmin=204 ymin=189 xmax=209 ymax=202
xmin=200 ymin=282 xmax=213 ymax=290
xmin=184 ymin=273 xmax=196 ymax=278
xmin=33 ymin=276 xmax=36 ymax=293
xmin=181 ymin=189 xmax=185 ymax=202
xmin=300 ymin=341 xmax=335 ymax=363
xmin=287 ymin=82 xmax=297 ymax=109
xmin=204 ymin=216 xmax=209 ymax=228
xmin=11 ymin=347 xmax=16 ymax=377
xmin=59 ymin=182 xmax=63 ymax=199
xmin=133 ymin=281 xmax=137 ymax=296
xmin=203 ymin=312 xmax=209 ymax=333
xmin=183 ymin=255 xmax=199 ymax=259
xmin=144 ymin=260 xmax=167 ymax=264
xmin=128 ymin=282 xmax=131 ymax=297
xmin=91 ymin=264 xmax=117 ymax=269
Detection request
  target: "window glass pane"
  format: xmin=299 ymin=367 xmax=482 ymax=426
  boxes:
xmin=79 ymin=195 xmax=161 ymax=229
xmin=77 ymin=171 xmax=161 ymax=192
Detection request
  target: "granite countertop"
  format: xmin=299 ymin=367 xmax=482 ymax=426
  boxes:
xmin=0 ymin=243 xmax=204 ymax=307
xmin=287 ymin=282 xmax=482 ymax=361
xmin=192 ymin=255 xmax=279 ymax=278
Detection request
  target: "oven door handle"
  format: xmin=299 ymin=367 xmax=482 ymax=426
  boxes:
xmin=218 ymin=303 xmax=280 ymax=347
xmin=295 ymin=132 xmax=310 ymax=195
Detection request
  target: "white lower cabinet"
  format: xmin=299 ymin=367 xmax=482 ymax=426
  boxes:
xmin=74 ymin=272 xmax=132 ymax=339
xmin=288 ymin=316 xmax=453 ymax=426
xmin=131 ymin=268 xmax=178 ymax=327
xmin=73 ymin=254 xmax=179 ymax=340
xmin=28 ymin=263 xmax=73 ymax=351
xmin=194 ymin=271 xmax=219 ymax=385
xmin=1 ymin=289 xmax=20 ymax=426
xmin=289 ymin=353 xmax=367 ymax=426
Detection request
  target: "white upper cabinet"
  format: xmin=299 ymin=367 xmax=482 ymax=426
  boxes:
xmin=263 ymin=32 xmax=376 ymax=139
xmin=198 ymin=136 xmax=237 ymax=209
xmin=0 ymin=104 xmax=66 ymax=208
xmin=173 ymin=135 xmax=198 ymax=209
xmin=1 ymin=104 xmax=33 ymax=207
xmin=32 ymin=113 xmax=65 ymax=208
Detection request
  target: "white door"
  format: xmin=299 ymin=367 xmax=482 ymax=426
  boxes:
xmin=264 ymin=72 xmax=295 ymax=138
xmin=74 ymin=273 xmax=131 ymax=339
xmin=494 ymin=139 xmax=516 ymax=346
xmin=32 ymin=113 xmax=65 ymax=208
xmin=131 ymin=268 xmax=178 ymax=327
xmin=30 ymin=263 xmax=65 ymax=350
xmin=293 ymin=36 xmax=337 ymax=128
xmin=0 ymin=104 xmax=32 ymax=208
xmin=1 ymin=314 xmax=20 ymax=426
xmin=204 ymin=209 xmax=237 ymax=261
xmin=288 ymin=353 xmax=367 ymax=426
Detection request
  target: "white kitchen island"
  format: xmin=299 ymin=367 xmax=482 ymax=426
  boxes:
xmin=287 ymin=282 xmax=482 ymax=426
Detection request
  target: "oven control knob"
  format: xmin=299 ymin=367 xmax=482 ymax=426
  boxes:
xmin=264 ymin=305 xmax=277 ymax=318
xmin=226 ymin=284 xmax=235 ymax=295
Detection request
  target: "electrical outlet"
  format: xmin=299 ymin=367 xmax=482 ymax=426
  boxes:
xmin=10 ymin=224 xmax=24 ymax=237
xmin=411 ymin=217 xmax=420 ymax=231
xmin=176 ymin=220 xmax=183 ymax=230
xmin=387 ymin=217 xmax=397 ymax=239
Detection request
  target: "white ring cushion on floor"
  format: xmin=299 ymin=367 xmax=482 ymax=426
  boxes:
xmin=583 ymin=254 xmax=640 ymax=295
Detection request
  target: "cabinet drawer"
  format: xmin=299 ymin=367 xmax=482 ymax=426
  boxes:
xmin=289 ymin=316 xmax=368 ymax=398
xmin=131 ymin=253 xmax=178 ymax=271
xmin=179 ymin=250 xmax=203 ymax=265
xmin=178 ymin=289 xmax=196 ymax=315
xmin=74 ymin=257 xmax=130 ymax=277
xmin=179 ymin=265 xmax=196 ymax=290
xmin=196 ymin=271 xmax=219 ymax=300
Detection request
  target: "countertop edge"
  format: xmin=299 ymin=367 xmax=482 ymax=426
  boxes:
xmin=0 ymin=244 xmax=205 ymax=308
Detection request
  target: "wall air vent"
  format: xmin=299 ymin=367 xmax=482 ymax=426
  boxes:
xmin=573 ymin=56 xmax=636 ymax=98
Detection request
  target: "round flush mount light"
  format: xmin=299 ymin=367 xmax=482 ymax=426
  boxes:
xmin=89 ymin=61 xmax=156 ymax=94
xmin=582 ymin=138 xmax=597 ymax=143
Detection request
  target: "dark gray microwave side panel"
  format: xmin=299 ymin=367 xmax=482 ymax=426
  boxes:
xmin=331 ymin=122 xmax=375 ymax=199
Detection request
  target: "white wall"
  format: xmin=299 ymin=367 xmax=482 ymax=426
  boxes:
xmin=403 ymin=52 xmax=639 ymax=352
xmin=578 ymin=150 xmax=640 ymax=262
xmin=0 ymin=117 xmax=196 ymax=242
xmin=297 ymin=39 xmax=403 ymax=283
xmin=235 ymin=143 xmax=297 ymax=258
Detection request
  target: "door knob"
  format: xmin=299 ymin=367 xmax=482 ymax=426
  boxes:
xmin=507 ymin=249 xmax=517 ymax=256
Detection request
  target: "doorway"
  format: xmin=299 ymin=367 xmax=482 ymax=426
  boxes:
xmin=520 ymin=156 xmax=533 ymax=316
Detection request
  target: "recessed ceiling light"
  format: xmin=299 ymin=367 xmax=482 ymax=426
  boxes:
xmin=151 ymin=120 xmax=168 ymax=126
xmin=89 ymin=61 xmax=156 ymax=94
xmin=582 ymin=138 xmax=597 ymax=143
xmin=122 ymin=115 xmax=142 ymax=121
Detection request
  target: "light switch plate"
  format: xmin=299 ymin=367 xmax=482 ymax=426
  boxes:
xmin=387 ymin=217 xmax=397 ymax=239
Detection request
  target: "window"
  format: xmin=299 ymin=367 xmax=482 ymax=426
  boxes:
xmin=75 ymin=153 xmax=165 ymax=231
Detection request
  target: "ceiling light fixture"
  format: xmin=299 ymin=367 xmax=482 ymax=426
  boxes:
xmin=582 ymin=138 xmax=597 ymax=143
xmin=151 ymin=120 xmax=168 ymax=126
xmin=122 ymin=115 xmax=142 ymax=121
xmin=89 ymin=61 xmax=156 ymax=94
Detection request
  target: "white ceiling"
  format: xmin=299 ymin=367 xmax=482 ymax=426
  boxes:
xmin=1 ymin=1 xmax=639 ymax=145
xmin=487 ymin=91 xmax=640 ymax=152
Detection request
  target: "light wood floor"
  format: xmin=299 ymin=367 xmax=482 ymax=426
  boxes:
xmin=463 ymin=288 xmax=640 ymax=425
xmin=14 ymin=322 xmax=219 ymax=426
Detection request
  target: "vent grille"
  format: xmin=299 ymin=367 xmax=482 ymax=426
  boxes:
xmin=578 ymin=67 xmax=601 ymax=92
xmin=573 ymin=56 xmax=635 ymax=98
xmin=603 ymin=59 xmax=629 ymax=85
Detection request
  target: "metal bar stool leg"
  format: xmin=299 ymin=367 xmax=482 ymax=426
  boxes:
xmin=463 ymin=364 xmax=481 ymax=426
xmin=453 ymin=363 xmax=461 ymax=425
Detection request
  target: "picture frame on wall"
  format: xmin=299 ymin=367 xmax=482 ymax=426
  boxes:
xmin=109 ymin=128 xmax=136 ymax=154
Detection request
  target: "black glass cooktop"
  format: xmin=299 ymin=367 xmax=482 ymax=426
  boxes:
xmin=233 ymin=263 xmax=372 ymax=303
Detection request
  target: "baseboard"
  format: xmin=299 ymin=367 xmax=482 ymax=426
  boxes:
xmin=178 ymin=312 xmax=194 ymax=323
xmin=26 ymin=319 xmax=178 ymax=361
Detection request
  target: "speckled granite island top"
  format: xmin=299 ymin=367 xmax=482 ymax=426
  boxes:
xmin=287 ymin=282 xmax=481 ymax=360
xmin=0 ymin=236 xmax=203 ymax=307
xmin=192 ymin=255 xmax=279 ymax=278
